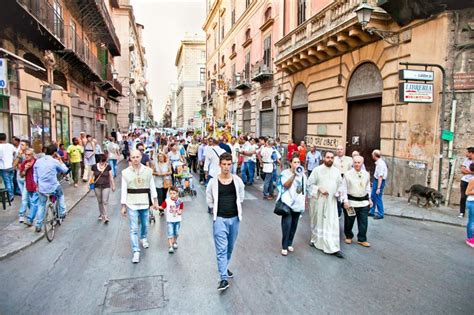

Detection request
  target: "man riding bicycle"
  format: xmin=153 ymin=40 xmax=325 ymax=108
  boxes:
xmin=34 ymin=144 xmax=69 ymax=233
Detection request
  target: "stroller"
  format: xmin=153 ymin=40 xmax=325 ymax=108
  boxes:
xmin=172 ymin=162 xmax=197 ymax=198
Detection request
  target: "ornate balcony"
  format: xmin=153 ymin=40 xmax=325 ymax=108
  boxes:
xmin=6 ymin=0 xmax=65 ymax=50
xmin=55 ymin=25 xmax=103 ymax=82
xmin=252 ymin=60 xmax=273 ymax=83
xmin=64 ymin=0 xmax=121 ymax=56
xmin=275 ymin=0 xmax=392 ymax=74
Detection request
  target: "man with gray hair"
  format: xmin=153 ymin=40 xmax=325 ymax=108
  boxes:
xmin=341 ymin=155 xmax=372 ymax=247
xmin=369 ymin=149 xmax=388 ymax=219
xmin=334 ymin=145 xmax=353 ymax=217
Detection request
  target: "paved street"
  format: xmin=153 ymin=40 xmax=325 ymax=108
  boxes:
xmin=0 ymin=172 xmax=473 ymax=314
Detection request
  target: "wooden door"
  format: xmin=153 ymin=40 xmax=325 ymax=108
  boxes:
xmin=292 ymin=107 xmax=307 ymax=143
xmin=346 ymin=98 xmax=381 ymax=175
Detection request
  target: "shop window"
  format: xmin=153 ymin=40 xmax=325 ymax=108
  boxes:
xmin=56 ymin=105 xmax=70 ymax=146
xmin=28 ymin=98 xmax=51 ymax=153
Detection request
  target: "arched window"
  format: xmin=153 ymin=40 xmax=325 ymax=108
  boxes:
xmin=264 ymin=7 xmax=272 ymax=22
xmin=23 ymin=53 xmax=47 ymax=82
xmin=245 ymin=28 xmax=251 ymax=41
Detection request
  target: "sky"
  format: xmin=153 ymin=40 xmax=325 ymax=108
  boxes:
xmin=130 ymin=0 xmax=206 ymax=121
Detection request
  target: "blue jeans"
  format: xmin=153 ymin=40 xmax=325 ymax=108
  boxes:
xmin=36 ymin=186 xmax=66 ymax=228
xmin=263 ymin=171 xmax=274 ymax=197
xmin=108 ymin=159 xmax=117 ymax=177
xmin=167 ymin=221 xmax=181 ymax=238
xmin=467 ymin=200 xmax=474 ymax=239
xmin=241 ymin=161 xmax=255 ymax=185
xmin=17 ymin=177 xmax=28 ymax=217
xmin=370 ymin=179 xmax=385 ymax=217
xmin=25 ymin=192 xmax=39 ymax=223
xmin=213 ymin=216 xmax=240 ymax=281
xmin=1 ymin=168 xmax=14 ymax=200
xmin=128 ymin=208 xmax=149 ymax=253
xmin=231 ymin=162 xmax=237 ymax=175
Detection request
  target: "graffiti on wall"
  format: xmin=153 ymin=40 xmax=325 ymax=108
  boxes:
xmin=305 ymin=135 xmax=339 ymax=148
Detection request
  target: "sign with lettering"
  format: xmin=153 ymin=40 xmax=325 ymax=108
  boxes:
xmin=399 ymin=83 xmax=433 ymax=103
xmin=0 ymin=59 xmax=7 ymax=89
xmin=453 ymin=72 xmax=474 ymax=90
xmin=399 ymin=69 xmax=434 ymax=81
xmin=305 ymin=135 xmax=339 ymax=148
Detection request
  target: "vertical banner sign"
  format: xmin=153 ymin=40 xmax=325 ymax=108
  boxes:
xmin=0 ymin=59 xmax=8 ymax=89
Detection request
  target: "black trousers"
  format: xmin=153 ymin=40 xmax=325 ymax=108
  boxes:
xmin=344 ymin=205 xmax=369 ymax=242
xmin=156 ymin=187 xmax=168 ymax=206
xmin=188 ymin=155 xmax=197 ymax=173
xmin=281 ymin=210 xmax=300 ymax=250
xmin=199 ymin=161 xmax=205 ymax=182
xmin=460 ymin=180 xmax=468 ymax=214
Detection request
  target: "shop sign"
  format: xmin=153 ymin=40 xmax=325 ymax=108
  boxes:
xmin=399 ymin=69 xmax=434 ymax=81
xmin=0 ymin=59 xmax=7 ymax=88
xmin=399 ymin=83 xmax=433 ymax=103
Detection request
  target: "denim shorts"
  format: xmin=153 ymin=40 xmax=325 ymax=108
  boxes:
xmin=167 ymin=222 xmax=181 ymax=238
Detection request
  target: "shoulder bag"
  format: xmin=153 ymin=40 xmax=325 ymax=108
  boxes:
xmin=89 ymin=167 xmax=106 ymax=190
xmin=274 ymin=175 xmax=292 ymax=216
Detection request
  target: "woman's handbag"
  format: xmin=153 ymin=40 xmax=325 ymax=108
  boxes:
xmin=274 ymin=198 xmax=291 ymax=216
xmin=89 ymin=168 xmax=106 ymax=190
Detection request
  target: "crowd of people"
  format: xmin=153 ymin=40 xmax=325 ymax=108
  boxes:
xmin=0 ymin=128 xmax=473 ymax=291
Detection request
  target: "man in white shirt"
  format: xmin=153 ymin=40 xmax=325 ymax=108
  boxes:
xmin=260 ymin=139 xmax=276 ymax=199
xmin=107 ymin=137 xmax=121 ymax=177
xmin=120 ymin=149 xmax=158 ymax=263
xmin=341 ymin=155 xmax=373 ymax=247
xmin=369 ymin=149 xmax=388 ymax=219
xmin=0 ymin=133 xmax=16 ymax=202
xmin=229 ymin=137 xmax=240 ymax=175
xmin=240 ymin=137 xmax=257 ymax=185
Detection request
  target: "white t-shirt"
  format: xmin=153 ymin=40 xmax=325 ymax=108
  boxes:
xmin=162 ymin=197 xmax=184 ymax=223
xmin=278 ymin=169 xmax=307 ymax=212
xmin=260 ymin=146 xmax=274 ymax=173
xmin=107 ymin=142 xmax=120 ymax=160
xmin=0 ymin=143 xmax=16 ymax=169
xmin=461 ymin=158 xmax=473 ymax=182
xmin=243 ymin=142 xmax=257 ymax=162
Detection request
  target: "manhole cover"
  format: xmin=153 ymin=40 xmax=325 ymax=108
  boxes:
xmin=103 ymin=275 xmax=167 ymax=313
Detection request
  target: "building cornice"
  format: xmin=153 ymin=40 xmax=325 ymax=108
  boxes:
xmin=203 ymin=0 xmax=222 ymax=31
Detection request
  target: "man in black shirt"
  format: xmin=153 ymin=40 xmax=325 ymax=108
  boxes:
xmin=206 ymin=153 xmax=245 ymax=291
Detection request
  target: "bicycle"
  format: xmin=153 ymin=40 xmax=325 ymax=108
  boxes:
xmin=44 ymin=194 xmax=62 ymax=242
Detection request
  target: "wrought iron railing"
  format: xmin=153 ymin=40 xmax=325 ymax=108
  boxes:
xmin=17 ymin=0 xmax=65 ymax=42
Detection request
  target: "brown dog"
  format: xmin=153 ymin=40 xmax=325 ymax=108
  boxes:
xmin=406 ymin=184 xmax=444 ymax=208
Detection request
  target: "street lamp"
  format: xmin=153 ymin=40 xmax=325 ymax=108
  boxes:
xmin=355 ymin=1 xmax=399 ymax=45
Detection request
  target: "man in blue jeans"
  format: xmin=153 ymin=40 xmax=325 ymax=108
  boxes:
xmin=121 ymin=149 xmax=158 ymax=264
xmin=206 ymin=153 xmax=245 ymax=291
xmin=0 ymin=133 xmax=16 ymax=202
xmin=240 ymin=137 xmax=257 ymax=185
xmin=34 ymin=145 xmax=69 ymax=232
xmin=369 ymin=149 xmax=388 ymax=219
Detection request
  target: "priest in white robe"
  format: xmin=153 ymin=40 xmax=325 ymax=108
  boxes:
xmin=307 ymin=151 xmax=344 ymax=258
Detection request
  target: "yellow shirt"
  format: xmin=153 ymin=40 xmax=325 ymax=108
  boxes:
xmin=67 ymin=145 xmax=83 ymax=163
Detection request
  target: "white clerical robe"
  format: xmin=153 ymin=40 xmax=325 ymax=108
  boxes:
xmin=307 ymin=164 xmax=342 ymax=254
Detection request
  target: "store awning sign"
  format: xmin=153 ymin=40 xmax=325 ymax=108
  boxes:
xmin=399 ymin=69 xmax=434 ymax=81
xmin=0 ymin=59 xmax=7 ymax=89
xmin=399 ymin=82 xmax=434 ymax=103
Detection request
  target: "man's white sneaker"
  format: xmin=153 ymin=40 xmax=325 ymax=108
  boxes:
xmin=458 ymin=213 xmax=465 ymax=218
xmin=141 ymin=239 xmax=149 ymax=249
xmin=172 ymin=242 xmax=178 ymax=249
xmin=168 ymin=247 xmax=174 ymax=254
xmin=132 ymin=252 xmax=140 ymax=263
xmin=19 ymin=216 xmax=25 ymax=223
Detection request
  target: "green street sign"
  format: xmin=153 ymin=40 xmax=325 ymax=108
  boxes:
xmin=441 ymin=130 xmax=454 ymax=141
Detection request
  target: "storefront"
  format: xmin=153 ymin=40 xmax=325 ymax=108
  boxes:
xmin=28 ymin=97 xmax=51 ymax=153
xmin=0 ymin=95 xmax=10 ymax=139
xmin=55 ymin=104 xmax=70 ymax=146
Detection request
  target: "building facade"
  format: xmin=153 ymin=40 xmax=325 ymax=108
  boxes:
xmin=0 ymin=0 xmax=122 ymax=151
xmin=111 ymin=0 xmax=150 ymax=130
xmin=274 ymin=0 xmax=473 ymax=203
xmin=203 ymin=0 xmax=282 ymax=138
xmin=175 ymin=36 xmax=205 ymax=129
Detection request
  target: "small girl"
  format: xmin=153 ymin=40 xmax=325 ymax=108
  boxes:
xmin=160 ymin=186 xmax=184 ymax=253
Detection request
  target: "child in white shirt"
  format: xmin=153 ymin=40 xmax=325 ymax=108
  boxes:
xmin=159 ymin=186 xmax=184 ymax=253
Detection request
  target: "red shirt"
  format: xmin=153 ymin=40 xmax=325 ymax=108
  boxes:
xmin=287 ymin=143 xmax=298 ymax=161
xmin=298 ymin=146 xmax=307 ymax=163
xmin=19 ymin=158 xmax=37 ymax=192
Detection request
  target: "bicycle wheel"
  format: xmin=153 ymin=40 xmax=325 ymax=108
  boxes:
xmin=44 ymin=203 xmax=56 ymax=242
